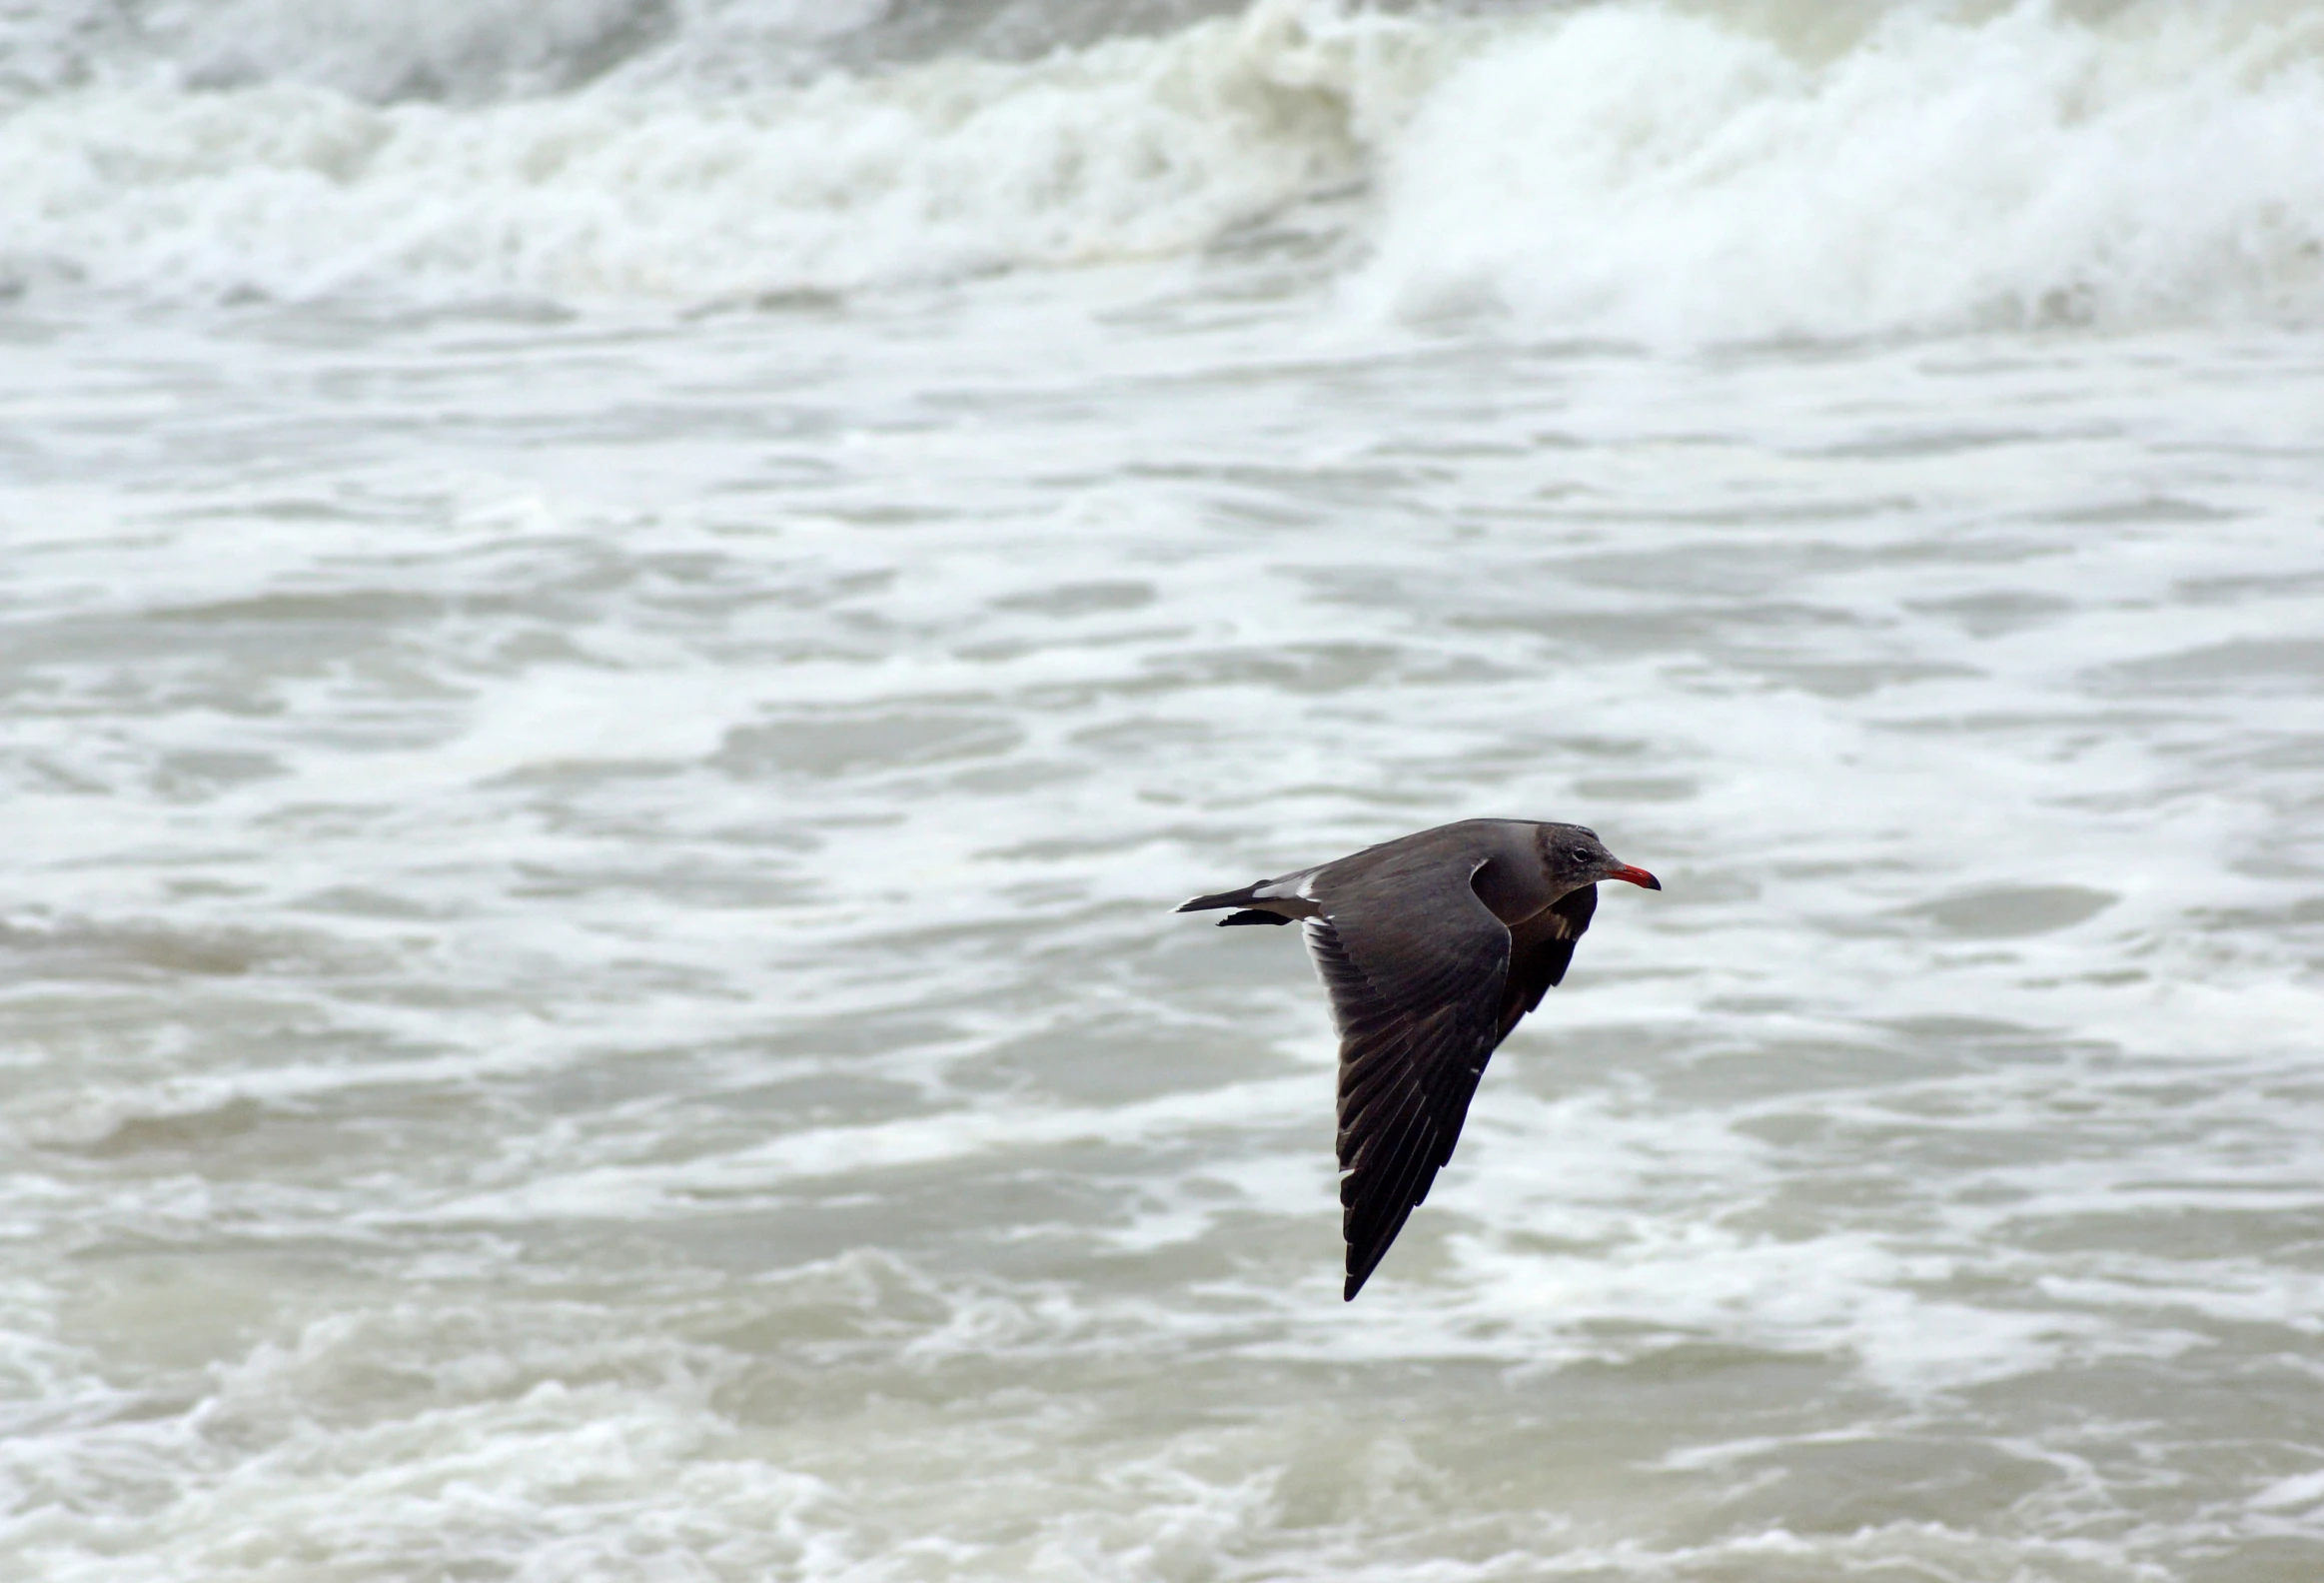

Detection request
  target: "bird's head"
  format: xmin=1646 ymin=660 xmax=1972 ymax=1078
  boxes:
xmin=1537 ymin=822 xmax=1662 ymax=891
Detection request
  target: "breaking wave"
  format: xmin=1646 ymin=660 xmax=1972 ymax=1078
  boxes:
xmin=2 ymin=0 xmax=2320 ymax=339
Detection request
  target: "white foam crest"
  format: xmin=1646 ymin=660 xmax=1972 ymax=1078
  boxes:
xmin=1351 ymin=1 xmax=2324 ymax=342
xmin=9 ymin=1 xmax=2319 ymax=336
xmin=0 ymin=2 xmax=1443 ymax=307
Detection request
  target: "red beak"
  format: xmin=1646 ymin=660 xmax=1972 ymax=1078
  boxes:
xmin=1606 ymin=863 xmax=1662 ymax=890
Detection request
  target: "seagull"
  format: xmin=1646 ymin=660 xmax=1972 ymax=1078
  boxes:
xmin=1177 ymin=818 xmax=1661 ymax=1300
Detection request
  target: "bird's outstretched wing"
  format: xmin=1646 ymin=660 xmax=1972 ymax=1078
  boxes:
xmin=1306 ymin=849 xmax=1514 ymax=1300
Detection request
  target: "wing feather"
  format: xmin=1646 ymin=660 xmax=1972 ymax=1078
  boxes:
xmin=1305 ymin=856 xmax=1513 ymax=1300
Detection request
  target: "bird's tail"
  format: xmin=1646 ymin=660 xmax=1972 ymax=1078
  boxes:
xmin=1175 ymin=883 xmax=1264 ymax=913
xmin=1177 ymin=884 xmax=1293 ymax=927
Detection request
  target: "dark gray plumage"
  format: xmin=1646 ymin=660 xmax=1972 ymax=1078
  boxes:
xmin=1177 ymin=818 xmax=1662 ymax=1300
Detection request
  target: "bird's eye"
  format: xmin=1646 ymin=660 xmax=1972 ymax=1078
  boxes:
xmin=1570 ymin=846 xmax=1596 ymax=863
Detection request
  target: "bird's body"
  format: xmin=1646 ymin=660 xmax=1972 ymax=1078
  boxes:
xmin=1178 ymin=818 xmax=1661 ymax=1299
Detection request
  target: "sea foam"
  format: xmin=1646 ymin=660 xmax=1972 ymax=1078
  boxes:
xmin=1 ymin=1 xmax=2319 ymax=339
xmin=1351 ymin=1 xmax=2324 ymax=342
xmin=0 ymin=2 xmax=1421 ymax=306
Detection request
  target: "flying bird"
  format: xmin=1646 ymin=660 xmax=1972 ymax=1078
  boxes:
xmin=1177 ymin=818 xmax=1661 ymax=1300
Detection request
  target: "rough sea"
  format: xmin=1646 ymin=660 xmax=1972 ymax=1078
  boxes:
xmin=4 ymin=2 xmax=2324 ymax=1578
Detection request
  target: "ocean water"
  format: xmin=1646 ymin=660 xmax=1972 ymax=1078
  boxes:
xmin=4 ymin=1 xmax=2324 ymax=1578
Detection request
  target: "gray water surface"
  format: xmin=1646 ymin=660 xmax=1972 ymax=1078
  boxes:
xmin=5 ymin=285 xmax=2323 ymax=1579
